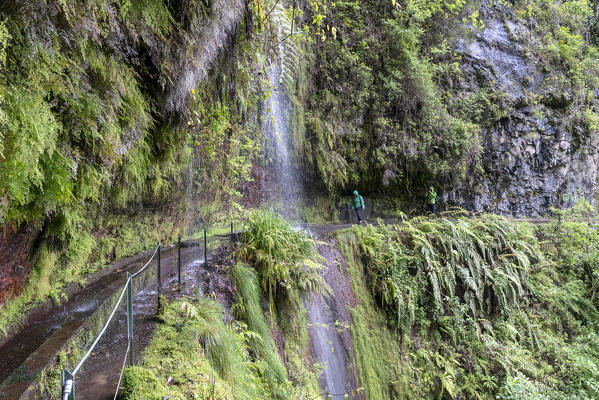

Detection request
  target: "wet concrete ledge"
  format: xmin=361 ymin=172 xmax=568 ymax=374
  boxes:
xmin=0 ymin=245 xmax=174 ymax=349
xmin=0 ymin=245 xmax=183 ymax=400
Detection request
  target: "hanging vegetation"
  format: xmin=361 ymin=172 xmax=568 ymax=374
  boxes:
xmin=353 ymin=215 xmax=542 ymax=332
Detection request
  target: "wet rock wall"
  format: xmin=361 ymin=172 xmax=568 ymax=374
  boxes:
xmin=450 ymin=7 xmax=599 ymax=216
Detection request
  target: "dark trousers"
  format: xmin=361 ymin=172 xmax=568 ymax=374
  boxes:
xmin=427 ymin=203 xmax=436 ymax=214
xmin=355 ymin=206 xmax=364 ymax=222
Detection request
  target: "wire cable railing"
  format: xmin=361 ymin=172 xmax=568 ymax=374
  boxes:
xmin=112 ymin=341 xmax=130 ymax=400
xmin=71 ymin=282 xmax=128 ymax=376
xmin=131 ymin=245 xmax=160 ymax=279
xmin=61 ymin=244 xmax=160 ymax=400
xmin=61 ymin=224 xmax=240 ymax=400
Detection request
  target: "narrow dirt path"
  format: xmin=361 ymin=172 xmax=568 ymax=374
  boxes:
xmin=75 ymin=249 xmax=204 ymax=400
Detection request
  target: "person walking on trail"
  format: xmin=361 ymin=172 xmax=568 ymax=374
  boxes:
xmin=426 ymin=186 xmax=437 ymax=214
xmin=352 ymin=190 xmax=365 ymax=224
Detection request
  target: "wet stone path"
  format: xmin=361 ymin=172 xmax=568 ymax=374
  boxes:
xmin=0 ymin=247 xmax=175 ymax=398
xmin=75 ymin=248 xmax=205 ymax=400
xmin=0 ymin=237 xmax=232 ymax=400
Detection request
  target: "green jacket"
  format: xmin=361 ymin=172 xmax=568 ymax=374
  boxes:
xmin=427 ymin=188 xmax=437 ymax=205
xmin=352 ymin=194 xmax=365 ymax=209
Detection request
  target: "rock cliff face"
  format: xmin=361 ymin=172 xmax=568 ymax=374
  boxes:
xmin=451 ymin=8 xmax=599 ymax=216
xmin=301 ymin=0 xmax=599 ymax=217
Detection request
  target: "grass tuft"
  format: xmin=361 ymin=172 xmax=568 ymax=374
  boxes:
xmin=231 ymin=263 xmax=291 ymax=400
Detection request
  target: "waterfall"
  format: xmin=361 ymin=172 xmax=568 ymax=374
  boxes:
xmin=262 ymin=0 xmax=301 ymax=217
xmin=306 ymin=293 xmax=354 ymax=399
xmin=305 ymin=244 xmax=362 ymax=400
xmin=262 ymin=7 xmax=360 ymax=396
xmin=263 ymin=64 xmax=299 ymax=216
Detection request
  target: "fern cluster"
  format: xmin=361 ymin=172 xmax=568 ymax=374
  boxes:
xmin=538 ymin=199 xmax=599 ymax=303
xmin=238 ymin=208 xmax=330 ymax=313
xmin=354 ymin=215 xmax=542 ymax=332
xmin=340 ymin=214 xmax=599 ymax=399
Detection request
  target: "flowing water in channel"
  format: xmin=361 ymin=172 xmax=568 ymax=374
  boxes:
xmin=306 ymin=293 xmax=354 ymax=399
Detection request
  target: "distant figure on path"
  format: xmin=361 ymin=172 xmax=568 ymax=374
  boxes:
xmin=352 ymin=190 xmax=365 ymax=224
xmin=427 ymin=186 xmax=437 ymax=214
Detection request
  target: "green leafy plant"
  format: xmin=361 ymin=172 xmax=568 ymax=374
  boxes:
xmin=231 ymin=263 xmax=292 ymax=400
xmin=238 ymin=208 xmax=330 ymax=312
xmin=353 ymin=215 xmax=541 ymax=332
xmin=336 ymin=214 xmax=599 ymax=399
xmin=538 ymin=199 xmax=599 ymax=304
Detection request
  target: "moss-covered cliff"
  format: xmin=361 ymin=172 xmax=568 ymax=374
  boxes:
xmin=301 ymin=0 xmax=599 ymax=215
xmin=0 ymin=0 xmax=269 ymax=332
xmin=2 ymin=0 xmax=599 ymax=367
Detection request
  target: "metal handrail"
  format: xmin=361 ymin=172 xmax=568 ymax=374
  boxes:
xmin=62 ymin=243 xmax=161 ymax=400
xmin=62 ymin=226 xmax=237 ymax=400
xmin=72 ymin=278 xmax=129 ymax=376
xmin=131 ymin=245 xmax=160 ymax=278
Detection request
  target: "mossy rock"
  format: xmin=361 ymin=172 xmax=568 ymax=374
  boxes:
xmin=121 ymin=366 xmax=169 ymax=400
xmin=541 ymin=92 xmax=573 ymax=109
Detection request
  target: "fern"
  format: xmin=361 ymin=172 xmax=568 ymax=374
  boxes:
xmin=265 ymin=0 xmax=302 ymax=92
xmin=238 ymin=208 xmax=330 ymax=314
xmin=353 ymin=215 xmax=542 ymax=333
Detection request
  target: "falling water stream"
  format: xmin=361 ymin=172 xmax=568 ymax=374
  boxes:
xmin=263 ymin=63 xmax=300 ymax=218
xmin=261 ymin=17 xmax=357 ymax=393
xmin=306 ymin=293 xmax=354 ymax=399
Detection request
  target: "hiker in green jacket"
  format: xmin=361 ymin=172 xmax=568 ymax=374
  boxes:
xmin=426 ymin=186 xmax=437 ymax=214
xmin=352 ymin=190 xmax=365 ymax=224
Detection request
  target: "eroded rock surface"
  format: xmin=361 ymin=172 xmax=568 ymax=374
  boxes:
xmin=451 ymin=8 xmax=599 ymax=216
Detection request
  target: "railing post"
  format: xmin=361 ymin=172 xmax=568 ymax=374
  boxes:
xmin=157 ymin=243 xmax=161 ymax=293
xmin=126 ymin=273 xmax=134 ymax=367
xmin=177 ymin=234 xmax=181 ymax=291
xmin=230 ymin=221 xmax=233 ymax=242
xmin=61 ymin=369 xmax=75 ymax=400
xmin=204 ymin=229 xmax=207 ymax=268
